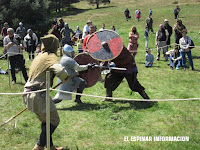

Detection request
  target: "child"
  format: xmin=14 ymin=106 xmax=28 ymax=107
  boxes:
xmin=145 ymin=48 xmax=154 ymax=67
xmin=144 ymin=26 xmax=149 ymax=48
xmin=77 ymin=39 xmax=83 ymax=53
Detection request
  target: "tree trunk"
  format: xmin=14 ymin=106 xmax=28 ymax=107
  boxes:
xmin=96 ymin=0 xmax=99 ymax=9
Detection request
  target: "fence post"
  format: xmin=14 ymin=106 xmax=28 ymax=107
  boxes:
xmin=46 ymin=71 xmax=50 ymax=150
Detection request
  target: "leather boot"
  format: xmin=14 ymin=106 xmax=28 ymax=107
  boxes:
xmin=138 ymin=90 xmax=155 ymax=106
xmin=74 ymin=81 xmax=85 ymax=104
xmin=101 ymin=89 xmax=113 ymax=102
xmin=50 ymin=145 xmax=64 ymax=150
xmin=32 ymin=144 xmax=44 ymax=150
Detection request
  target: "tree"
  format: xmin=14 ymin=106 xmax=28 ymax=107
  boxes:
xmin=0 ymin=0 xmax=51 ymax=38
xmin=87 ymin=0 xmax=110 ymax=9
xmin=49 ymin=0 xmax=79 ymax=13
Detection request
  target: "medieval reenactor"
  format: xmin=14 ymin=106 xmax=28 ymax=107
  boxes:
xmin=102 ymin=46 xmax=152 ymax=106
xmin=23 ymin=34 xmax=68 ymax=150
xmin=85 ymin=30 xmax=152 ymax=105
xmin=53 ymin=44 xmax=95 ymax=104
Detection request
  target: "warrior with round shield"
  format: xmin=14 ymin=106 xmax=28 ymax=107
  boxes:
xmin=86 ymin=30 xmax=153 ymax=105
xmin=53 ymin=44 xmax=97 ymax=104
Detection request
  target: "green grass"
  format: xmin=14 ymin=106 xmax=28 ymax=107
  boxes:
xmin=1 ymin=0 xmax=200 ymax=149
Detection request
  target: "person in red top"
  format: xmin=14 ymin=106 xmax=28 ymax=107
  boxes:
xmin=50 ymin=25 xmax=61 ymax=41
xmin=82 ymin=25 xmax=96 ymax=51
xmin=1 ymin=22 xmax=9 ymax=39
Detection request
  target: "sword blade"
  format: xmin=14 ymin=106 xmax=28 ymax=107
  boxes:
xmin=94 ymin=65 xmax=127 ymax=71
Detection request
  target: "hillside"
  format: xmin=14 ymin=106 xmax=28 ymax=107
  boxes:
xmin=0 ymin=0 xmax=200 ymax=149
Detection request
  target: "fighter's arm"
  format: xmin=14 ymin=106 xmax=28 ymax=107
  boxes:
xmin=49 ymin=64 xmax=68 ymax=82
xmin=74 ymin=62 xmax=88 ymax=72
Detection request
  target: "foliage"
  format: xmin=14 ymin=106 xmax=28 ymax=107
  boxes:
xmin=0 ymin=0 xmax=51 ymax=38
xmin=49 ymin=0 xmax=80 ymax=13
xmin=87 ymin=0 xmax=111 ymax=9
xmin=1 ymin=0 xmax=200 ymax=149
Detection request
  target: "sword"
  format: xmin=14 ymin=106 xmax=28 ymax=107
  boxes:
xmin=94 ymin=65 xmax=127 ymax=71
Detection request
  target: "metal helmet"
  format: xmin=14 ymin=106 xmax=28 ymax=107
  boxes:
xmin=19 ymin=22 xmax=23 ymax=26
xmin=64 ymin=23 xmax=68 ymax=28
xmin=63 ymin=44 xmax=74 ymax=55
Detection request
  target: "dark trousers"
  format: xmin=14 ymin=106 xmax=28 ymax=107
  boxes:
xmin=37 ymin=123 xmax=57 ymax=147
xmin=9 ymin=55 xmax=28 ymax=82
xmin=27 ymin=46 xmax=36 ymax=60
xmin=105 ymin=71 xmax=144 ymax=92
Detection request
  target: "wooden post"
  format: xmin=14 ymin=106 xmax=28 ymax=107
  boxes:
xmin=46 ymin=71 xmax=50 ymax=150
xmin=7 ymin=55 xmax=11 ymax=89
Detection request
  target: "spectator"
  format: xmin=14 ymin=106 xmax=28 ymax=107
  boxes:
xmin=173 ymin=6 xmax=180 ymax=19
xmin=146 ymin=15 xmax=154 ymax=33
xmin=149 ymin=9 xmax=152 ymax=16
xmin=1 ymin=22 xmax=9 ymax=39
xmin=145 ymin=48 xmax=154 ymax=67
xmin=24 ymin=29 xmax=38 ymax=60
xmin=58 ymin=18 xmax=64 ymax=31
xmin=75 ymin=26 xmax=82 ymax=39
xmin=52 ymin=18 xmax=58 ymax=26
xmin=1 ymin=22 xmax=9 ymax=56
xmin=50 ymin=25 xmax=61 ymax=40
xmin=166 ymin=45 xmax=182 ymax=70
xmin=83 ymin=25 xmax=96 ymax=51
xmin=164 ymin=19 xmax=173 ymax=47
xmin=82 ymin=20 xmax=92 ymax=39
xmin=124 ymin=8 xmax=131 ymax=21
xmin=136 ymin=9 xmax=141 ymax=21
xmin=77 ymin=39 xmax=83 ymax=53
xmin=127 ymin=26 xmax=139 ymax=57
xmin=16 ymin=22 xmax=26 ymax=40
xmin=99 ymin=23 xmax=106 ymax=31
xmin=144 ymin=26 xmax=149 ymax=48
xmin=135 ymin=9 xmax=139 ymax=18
xmin=155 ymin=24 xmax=169 ymax=61
xmin=179 ymin=29 xmax=194 ymax=71
xmin=173 ymin=19 xmax=186 ymax=45
xmin=111 ymin=26 xmax=117 ymax=33
xmin=3 ymin=28 xmax=28 ymax=84
xmin=60 ymin=23 xmax=75 ymax=46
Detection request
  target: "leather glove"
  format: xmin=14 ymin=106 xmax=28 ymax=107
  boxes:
xmin=87 ymin=63 xmax=96 ymax=69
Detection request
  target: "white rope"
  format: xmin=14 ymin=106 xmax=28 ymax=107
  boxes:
xmin=0 ymin=53 xmax=7 ymax=59
xmin=50 ymin=88 xmax=200 ymax=102
xmin=0 ymin=88 xmax=199 ymax=101
xmin=0 ymin=89 xmax=46 ymax=95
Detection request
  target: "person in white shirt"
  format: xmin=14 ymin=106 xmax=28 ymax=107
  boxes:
xmin=82 ymin=20 xmax=92 ymax=39
xmin=179 ymin=29 xmax=194 ymax=70
xmin=99 ymin=23 xmax=106 ymax=31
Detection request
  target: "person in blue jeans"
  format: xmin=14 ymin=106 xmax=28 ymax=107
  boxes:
xmin=179 ymin=29 xmax=194 ymax=70
xmin=166 ymin=46 xmax=182 ymax=70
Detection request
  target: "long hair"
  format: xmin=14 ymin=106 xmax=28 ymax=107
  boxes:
xmin=130 ymin=26 xmax=138 ymax=35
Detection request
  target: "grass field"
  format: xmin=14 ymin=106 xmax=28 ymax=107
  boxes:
xmin=1 ymin=0 xmax=200 ymax=149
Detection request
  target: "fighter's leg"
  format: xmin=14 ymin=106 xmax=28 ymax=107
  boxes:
xmin=74 ymin=79 xmax=86 ymax=104
xmin=102 ymin=72 xmax=123 ymax=102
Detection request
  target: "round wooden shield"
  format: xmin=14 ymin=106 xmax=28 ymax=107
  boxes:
xmin=86 ymin=30 xmax=123 ymax=61
xmin=74 ymin=52 xmax=100 ymax=88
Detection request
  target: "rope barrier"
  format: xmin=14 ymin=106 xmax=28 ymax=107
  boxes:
xmin=50 ymin=88 xmax=200 ymax=102
xmin=0 ymin=88 xmax=199 ymax=101
xmin=0 ymin=89 xmax=46 ymax=95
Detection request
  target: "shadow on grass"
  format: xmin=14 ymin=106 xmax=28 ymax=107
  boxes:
xmin=192 ymin=56 xmax=200 ymax=59
xmin=58 ymin=100 xmax=157 ymax=112
xmin=51 ymin=5 xmax=115 ymax=18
